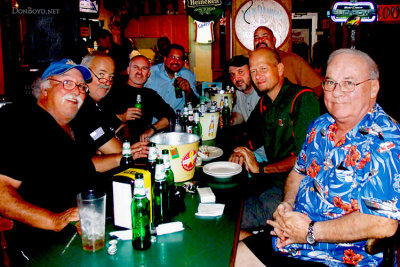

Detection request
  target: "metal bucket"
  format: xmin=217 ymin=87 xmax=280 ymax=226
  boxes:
xmin=150 ymin=133 xmax=200 ymax=182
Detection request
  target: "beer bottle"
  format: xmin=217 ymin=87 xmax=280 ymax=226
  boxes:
xmin=131 ymin=173 xmax=151 ymax=250
xmin=120 ymin=139 xmax=134 ymax=168
xmin=222 ymin=96 xmax=230 ymax=128
xmin=134 ymin=94 xmax=142 ymax=109
xmin=193 ymin=110 xmax=202 ymax=139
xmin=174 ymin=72 xmax=183 ymax=98
xmin=161 ymin=149 xmax=175 ymax=211
xmin=147 ymin=142 xmax=157 ymax=181
xmin=182 ymin=106 xmax=189 ymax=132
xmin=186 ymin=109 xmax=194 ymax=134
xmin=152 ymin=158 xmax=169 ymax=226
xmin=174 ymin=110 xmax=183 ymax=132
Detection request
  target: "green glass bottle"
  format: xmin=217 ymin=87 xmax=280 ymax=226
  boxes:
xmin=152 ymin=158 xmax=169 ymax=226
xmin=135 ymin=94 xmax=142 ymax=109
xmin=161 ymin=149 xmax=175 ymax=212
xmin=147 ymin=142 xmax=157 ymax=181
xmin=131 ymin=173 xmax=151 ymax=250
xmin=120 ymin=139 xmax=134 ymax=168
xmin=193 ymin=110 xmax=202 ymax=139
xmin=174 ymin=72 xmax=183 ymax=98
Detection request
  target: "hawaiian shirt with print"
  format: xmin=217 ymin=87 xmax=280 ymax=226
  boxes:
xmin=273 ymin=104 xmax=400 ymax=266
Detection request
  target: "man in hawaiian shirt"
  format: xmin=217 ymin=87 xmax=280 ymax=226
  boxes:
xmin=235 ymin=48 xmax=400 ymax=266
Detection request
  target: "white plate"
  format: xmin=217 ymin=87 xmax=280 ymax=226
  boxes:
xmin=198 ymin=146 xmax=223 ymax=161
xmin=203 ymin=161 xmax=242 ymax=179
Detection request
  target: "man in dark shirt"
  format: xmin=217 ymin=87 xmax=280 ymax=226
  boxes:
xmin=230 ymin=48 xmax=320 ymax=229
xmin=108 ymin=55 xmax=175 ymax=143
xmin=0 ymin=59 xmax=97 ymax=262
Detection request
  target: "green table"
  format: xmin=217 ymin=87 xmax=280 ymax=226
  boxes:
xmin=28 ymin=174 xmax=244 ymax=267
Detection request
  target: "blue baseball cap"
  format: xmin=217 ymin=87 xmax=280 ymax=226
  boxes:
xmin=41 ymin=59 xmax=92 ymax=82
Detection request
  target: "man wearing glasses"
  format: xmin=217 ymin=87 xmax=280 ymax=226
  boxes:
xmin=236 ymin=49 xmax=400 ymax=266
xmin=72 ymin=53 xmax=148 ymax=173
xmin=0 ymin=59 xmax=99 ymax=262
xmin=145 ymin=43 xmax=199 ymax=112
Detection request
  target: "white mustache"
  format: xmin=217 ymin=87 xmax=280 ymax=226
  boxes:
xmin=99 ymin=84 xmax=111 ymax=90
xmin=62 ymin=93 xmax=83 ymax=107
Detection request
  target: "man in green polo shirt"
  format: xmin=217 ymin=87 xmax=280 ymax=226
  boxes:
xmin=230 ymin=47 xmax=320 ymax=229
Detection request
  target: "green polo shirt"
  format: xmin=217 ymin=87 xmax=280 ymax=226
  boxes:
xmin=246 ymin=79 xmax=320 ymax=187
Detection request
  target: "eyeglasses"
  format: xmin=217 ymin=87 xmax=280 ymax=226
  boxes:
xmin=167 ymin=55 xmax=183 ymax=61
xmin=89 ymin=68 xmax=114 ymax=84
xmin=322 ymin=79 xmax=372 ymax=92
xmin=47 ymin=78 xmax=88 ymax=93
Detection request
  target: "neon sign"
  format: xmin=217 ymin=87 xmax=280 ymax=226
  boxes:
xmin=331 ymin=1 xmax=376 ymax=23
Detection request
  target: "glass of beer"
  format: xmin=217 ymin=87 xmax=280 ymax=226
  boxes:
xmin=77 ymin=190 xmax=106 ymax=252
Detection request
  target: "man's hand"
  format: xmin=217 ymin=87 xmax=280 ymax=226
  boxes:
xmin=176 ymin=77 xmax=192 ymax=94
xmin=268 ymin=209 xmax=311 ymax=248
xmin=52 ymin=207 xmax=80 ymax=232
xmin=131 ymin=141 xmax=149 ymax=159
xmin=230 ymin=112 xmax=244 ymax=126
xmin=118 ymin=107 xmax=142 ymax=122
xmin=140 ymin=128 xmax=155 ymax=142
xmin=229 ymin=146 xmax=259 ymax=173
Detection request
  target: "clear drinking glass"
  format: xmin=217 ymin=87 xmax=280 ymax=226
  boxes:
xmin=77 ymin=190 xmax=106 ymax=252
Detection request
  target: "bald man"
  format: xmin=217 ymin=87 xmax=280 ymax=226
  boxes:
xmin=230 ymin=47 xmax=320 ymax=229
xmin=253 ymin=26 xmax=323 ymax=97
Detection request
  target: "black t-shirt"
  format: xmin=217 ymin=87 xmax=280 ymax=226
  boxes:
xmin=0 ymin=100 xmax=98 ymax=255
xmin=106 ymin=82 xmax=176 ymax=142
xmin=71 ymin=95 xmax=121 ymax=154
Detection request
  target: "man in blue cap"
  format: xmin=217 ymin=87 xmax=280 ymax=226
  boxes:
xmin=0 ymin=58 xmax=125 ymax=263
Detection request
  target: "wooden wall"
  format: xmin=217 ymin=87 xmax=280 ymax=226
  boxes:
xmin=232 ymin=0 xmax=292 ymax=57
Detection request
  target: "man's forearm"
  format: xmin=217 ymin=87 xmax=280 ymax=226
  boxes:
xmin=185 ymin=88 xmax=199 ymax=106
xmin=0 ymin=175 xmax=62 ymax=230
xmin=92 ymin=153 xmax=121 ymax=172
xmin=153 ymin=117 xmax=169 ymax=131
xmin=314 ymin=211 xmax=398 ymax=242
xmin=282 ymin=169 xmax=303 ymax=206
xmin=264 ymin=155 xmax=297 ymax=174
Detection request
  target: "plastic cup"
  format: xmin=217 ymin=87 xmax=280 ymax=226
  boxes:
xmin=77 ymin=190 xmax=106 ymax=252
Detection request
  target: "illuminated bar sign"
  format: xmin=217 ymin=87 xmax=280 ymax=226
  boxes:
xmin=186 ymin=0 xmax=223 ymax=22
xmin=331 ymin=1 xmax=376 ymax=23
xmin=377 ymin=5 xmax=400 ymax=22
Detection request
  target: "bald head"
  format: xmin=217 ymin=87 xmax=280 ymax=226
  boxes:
xmin=253 ymin=26 xmax=276 ymax=50
xmin=249 ymin=47 xmax=284 ymax=100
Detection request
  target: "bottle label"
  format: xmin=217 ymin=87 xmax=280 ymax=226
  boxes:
xmin=155 ymin=164 xmax=166 ymax=181
xmin=134 ymin=179 xmax=146 ymax=197
xmin=122 ymin=142 xmax=131 ymax=156
xmin=162 ymin=154 xmax=171 ymax=169
xmin=148 ymin=147 xmax=157 ymax=161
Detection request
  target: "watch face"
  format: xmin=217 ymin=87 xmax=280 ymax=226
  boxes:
xmin=306 ymin=233 xmax=316 ymax=245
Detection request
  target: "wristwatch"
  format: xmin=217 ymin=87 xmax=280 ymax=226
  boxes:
xmin=306 ymin=221 xmax=317 ymax=245
xmin=258 ymin=161 xmax=267 ymax=174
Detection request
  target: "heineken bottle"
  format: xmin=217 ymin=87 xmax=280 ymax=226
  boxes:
xmin=152 ymin=158 xmax=169 ymax=226
xmin=131 ymin=173 xmax=151 ymax=250
xmin=120 ymin=139 xmax=134 ymax=168
xmin=174 ymin=72 xmax=183 ymax=98
xmin=161 ymin=149 xmax=175 ymax=212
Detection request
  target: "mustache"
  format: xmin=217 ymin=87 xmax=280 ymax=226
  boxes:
xmin=255 ymin=42 xmax=268 ymax=49
xmin=62 ymin=93 xmax=84 ymax=107
xmin=99 ymin=84 xmax=111 ymax=90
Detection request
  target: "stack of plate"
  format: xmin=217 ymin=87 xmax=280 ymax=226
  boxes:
xmin=203 ymin=161 xmax=242 ymax=179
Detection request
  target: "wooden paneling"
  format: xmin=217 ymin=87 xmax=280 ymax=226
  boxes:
xmin=124 ymin=15 xmax=189 ymax=52
xmin=232 ymin=0 xmax=292 ymax=56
